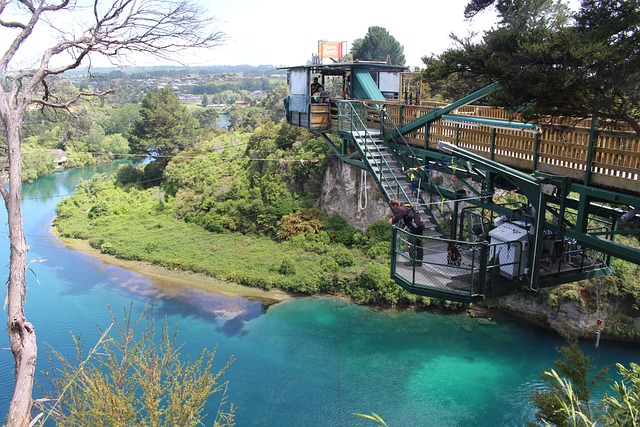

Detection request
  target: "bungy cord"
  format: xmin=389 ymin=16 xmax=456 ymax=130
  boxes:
xmin=358 ymin=169 xmax=368 ymax=210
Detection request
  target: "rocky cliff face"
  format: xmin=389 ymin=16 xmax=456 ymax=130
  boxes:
xmin=497 ymin=293 xmax=600 ymax=337
xmin=318 ymin=156 xmax=389 ymax=230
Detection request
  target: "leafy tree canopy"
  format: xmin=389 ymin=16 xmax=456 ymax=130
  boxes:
xmin=131 ymin=87 xmax=198 ymax=168
xmin=422 ymin=0 xmax=640 ymax=133
xmin=351 ymin=26 xmax=406 ymax=66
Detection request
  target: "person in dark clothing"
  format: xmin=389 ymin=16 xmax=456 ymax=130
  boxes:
xmin=388 ymin=197 xmax=424 ymax=266
xmin=310 ymin=77 xmax=324 ymax=102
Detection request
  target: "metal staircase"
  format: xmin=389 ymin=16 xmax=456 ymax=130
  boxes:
xmin=337 ymin=101 xmax=437 ymax=230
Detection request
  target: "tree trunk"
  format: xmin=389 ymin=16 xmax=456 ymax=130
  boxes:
xmin=4 ymin=112 xmax=37 ymax=427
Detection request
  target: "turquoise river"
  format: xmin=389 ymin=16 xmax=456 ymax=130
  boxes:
xmin=0 ymin=163 xmax=637 ymax=426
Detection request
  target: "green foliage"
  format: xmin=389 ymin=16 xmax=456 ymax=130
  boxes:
xmin=260 ymin=82 xmax=288 ymax=122
xmin=546 ymin=284 xmax=586 ymax=309
xmin=366 ymin=241 xmax=392 ymax=260
xmin=351 ymin=26 xmax=406 ymax=66
xmin=160 ymin=122 xmax=326 ymax=236
xmin=21 ymin=146 xmax=56 ymax=181
xmin=324 ymin=215 xmax=360 ymax=247
xmin=333 ymin=248 xmax=355 ymax=267
xmin=278 ymin=257 xmax=296 ymax=276
xmin=228 ymin=106 xmax=267 ymax=132
xmin=601 ymin=362 xmax=640 ymax=426
xmin=192 ymin=107 xmax=219 ymax=129
xmin=116 ymin=164 xmax=145 ymax=187
xmin=423 ymin=0 xmax=640 ymax=132
xmin=529 ymin=362 xmax=640 ymax=427
xmin=351 ymin=262 xmax=402 ymax=305
xmin=101 ymin=104 xmax=141 ymax=140
xmin=276 ymin=210 xmax=324 ymax=241
xmin=131 ymin=87 xmax=198 ymax=169
xmin=529 ymin=335 xmax=609 ymax=426
xmin=64 ymin=140 xmax=98 ymax=168
xmin=37 ymin=305 xmax=235 ymax=426
xmin=54 ymin=173 xmax=449 ymax=308
xmin=365 ymin=220 xmax=393 ymax=247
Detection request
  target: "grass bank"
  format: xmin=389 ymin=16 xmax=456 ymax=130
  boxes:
xmin=52 ymin=182 xmax=387 ymax=303
xmin=55 ymin=233 xmax=292 ymax=303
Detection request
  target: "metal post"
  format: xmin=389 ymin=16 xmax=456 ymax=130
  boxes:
xmin=490 ymin=128 xmax=496 ymax=161
xmin=584 ymin=113 xmax=599 ymax=185
xmin=533 ymin=132 xmax=540 ymax=171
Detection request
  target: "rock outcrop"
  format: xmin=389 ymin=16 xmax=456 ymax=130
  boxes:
xmin=318 ymin=156 xmax=388 ymax=230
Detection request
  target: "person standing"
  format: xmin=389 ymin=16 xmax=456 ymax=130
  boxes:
xmin=388 ymin=198 xmax=424 ymax=266
xmin=407 ymin=165 xmax=425 ymax=196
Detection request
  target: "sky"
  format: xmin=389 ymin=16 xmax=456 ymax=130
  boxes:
xmin=0 ymin=0 xmax=500 ymax=71
xmin=196 ymin=0 xmax=499 ymax=68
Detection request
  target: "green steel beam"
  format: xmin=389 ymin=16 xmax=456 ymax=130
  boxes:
xmin=435 ymin=141 xmax=541 ymax=195
xmin=397 ymin=82 xmax=501 ymax=136
xmin=568 ymin=183 xmax=640 ymax=208
xmin=441 ymin=114 xmax=539 ymax=131
xmin=563 ymin=227 xmax=640 ymax=265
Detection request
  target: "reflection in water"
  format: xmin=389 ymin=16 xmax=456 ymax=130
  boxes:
xmin=21 ymin=161 xmax=131 ymax=201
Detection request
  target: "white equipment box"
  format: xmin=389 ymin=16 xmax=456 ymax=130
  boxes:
xmin=488 ymin=222 xmax=530 ymax=278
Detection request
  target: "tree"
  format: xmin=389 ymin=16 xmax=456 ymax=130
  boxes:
xmin=193 ymin=107 xmax=219 ymax=129
xmin=0 ymin=1 xmax=225 ymax=425
xmin=101 ymin=103 xmax=141 ymax=140
xmin=200 ymin=93 xmax=209 ymax=107
xmin=529 ymin=335 xmax=608 ymax=426
xmin=131 ymin=87 xmax=198 ymax=172
xmin=422 ymin=0 xmax=640 ymax=133
xmin=351 ymin=26 xmax=406 ymax=66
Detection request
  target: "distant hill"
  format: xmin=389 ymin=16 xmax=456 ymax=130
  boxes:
xmin=65 ymin=64 xmax=279 ymax=77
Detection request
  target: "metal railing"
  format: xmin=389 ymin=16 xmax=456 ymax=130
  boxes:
xmin=337 ymin=100 xmax=412 ymax=203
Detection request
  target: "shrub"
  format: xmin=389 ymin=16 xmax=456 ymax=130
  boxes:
xmin=333 ymin=249 xmax=355 ymax=267
xmin=365 ymin=220 xmax=392 ymax=247
xmin=37 ymin=306 xmax=235 ymax=426
xmin=116 ymin=164 xmax=145 ymax=186
xmin=366 ymin=241 xmax=391 ymax=259
xmin=278 ymin=257 xmax=296 ymax=276
xmin=87 ymin=201 xmax=109 ymax=219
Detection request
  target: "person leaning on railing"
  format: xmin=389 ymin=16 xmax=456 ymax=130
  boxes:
xmin=388 ymin=198 xmax=425 ymax=266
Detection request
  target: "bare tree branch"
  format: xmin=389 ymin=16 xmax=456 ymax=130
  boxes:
xmin=33 ymin=88 xmax=114 ymax=108
xmin=0 ymin=1 xmax=227 ymax=425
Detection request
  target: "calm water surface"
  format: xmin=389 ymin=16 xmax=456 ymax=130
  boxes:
xmin=0 ymin=164 xmax=637 ymax=426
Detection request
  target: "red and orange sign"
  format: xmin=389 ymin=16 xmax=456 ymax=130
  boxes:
xmin=318 ymin=41 xmax=345 ymax=59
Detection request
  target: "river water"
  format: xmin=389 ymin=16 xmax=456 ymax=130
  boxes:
xmin=0 ymin=164 xmax=637 ymax=426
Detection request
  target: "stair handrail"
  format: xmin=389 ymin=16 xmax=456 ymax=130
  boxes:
xmin=379 ymin=107 xmax=423 ymax=170
xmin=338 ymin=100 xmax=412 ymax=203
xmin=377 ymin=107 xmax=439 ymax=225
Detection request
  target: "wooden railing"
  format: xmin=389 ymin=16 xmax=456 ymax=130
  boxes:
xmin=353 ymin=100 xmax=640 ymax=195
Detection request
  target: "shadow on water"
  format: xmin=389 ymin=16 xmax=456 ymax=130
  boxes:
xmin=150 ymin=289 xmax=268 ymax=337
xmin=36 ymin=244 xmax=270 ymax=335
